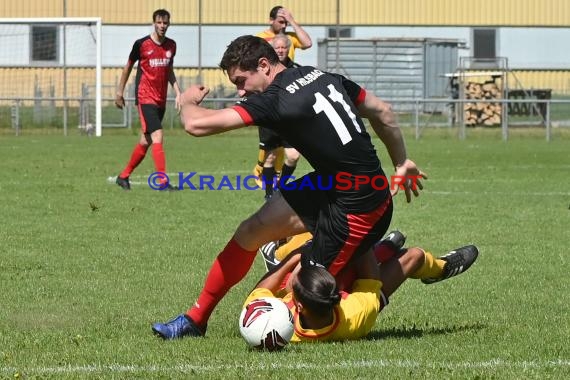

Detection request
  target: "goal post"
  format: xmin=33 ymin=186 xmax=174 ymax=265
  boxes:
xmin=0 ymin=17 xmax=102 ymax=136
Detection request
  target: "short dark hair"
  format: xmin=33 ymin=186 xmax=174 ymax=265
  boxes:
xmin=219 ymin=35 xmax=280 ymax=73
xmin=269 ymin=6 xmax=283 ymax=19
xmin=293 ymin=266 xmax=340 ymax=319
xmin=153 ymin=9 xmax=170 ymax=22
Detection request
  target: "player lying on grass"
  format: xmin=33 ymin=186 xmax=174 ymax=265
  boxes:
xmin=246 ymin=231 xmax=479 ymax=342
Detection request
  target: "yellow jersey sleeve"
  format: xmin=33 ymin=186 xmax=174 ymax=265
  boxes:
xmin=242 ymin=288 xmax=275 ymax=308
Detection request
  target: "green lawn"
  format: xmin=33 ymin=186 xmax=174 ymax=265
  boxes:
xmin=0 ymin=127 xmax=569 ymax=379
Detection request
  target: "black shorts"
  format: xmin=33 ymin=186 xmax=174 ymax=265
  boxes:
xmin=139 ymin=104 xmax=166 ymax=134
xmin=281 ymin=172 xmax=393 ymax=276
xmin=258 ymin=126 xmax=292 ymax=150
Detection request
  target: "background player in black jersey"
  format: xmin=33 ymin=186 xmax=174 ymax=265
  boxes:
xmin=253 ymin=5 xmax=312 ymax=198
xmin=114 ymin=9 xmax=181 ymax=191
xmin=152 ymin=35 xmax=427 ymax=339
xmin=256 ymin=34 xmax=302 ymax=199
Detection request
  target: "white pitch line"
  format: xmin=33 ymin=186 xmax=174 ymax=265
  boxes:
xmin=2 ymin=359 xmax=569 ymax=375
xmin=107 ymin=172 xmax=260 ymax=187
xmin=106 ymin=175 xmax=570 ymax=196
xmin=126 ymin=170 xmax=254 ymax=178
xmin=107 ymin=177 xmax=570 ymax=196
xmin=430 ymin=190 xmax=570 ymax=196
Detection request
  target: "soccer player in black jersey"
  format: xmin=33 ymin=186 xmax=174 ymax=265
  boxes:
xmin=152 ymin=35 xmax=427 ymax=339
xmin=256 ymin=34 xmax=303 ymax=199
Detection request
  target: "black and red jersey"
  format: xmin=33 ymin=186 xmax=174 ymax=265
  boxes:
xmin=233 ymin=66 xmax=388 ymax=210
xmin=128 ymin=35 xmax=176 ymax=107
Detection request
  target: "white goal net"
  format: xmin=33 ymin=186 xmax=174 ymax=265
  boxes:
xmin=0 ymin=18 xmax=102 ymax=136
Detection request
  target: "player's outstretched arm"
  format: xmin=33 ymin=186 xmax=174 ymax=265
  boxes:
xmin=254 ymin=252 xmax=301 ymax=294
xmin=179 ymin=85 xmax=246 ymax=136
xmin=357 ymin=91 xmax=427 ymax=202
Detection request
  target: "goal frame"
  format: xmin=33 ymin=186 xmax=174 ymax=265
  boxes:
xmin=0 ymin=17 xmax=102 ymax=136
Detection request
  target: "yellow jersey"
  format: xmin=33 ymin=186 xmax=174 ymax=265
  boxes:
xmin=243 ymin=278 xmax=382 ymax=343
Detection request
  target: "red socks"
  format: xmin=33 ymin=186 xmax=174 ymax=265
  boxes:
xmin=151 ymin=143 xmax=166 ymax=177
xmin=120 ymin=143 xmax=148 ymax=179
xmin=120 ymin=142 xmax=166 ymax=180
xmin=187 ymin=238 xmax=257 ymax=328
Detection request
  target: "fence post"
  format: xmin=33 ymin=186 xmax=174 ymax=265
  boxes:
xmin=11 ymin=100 xmax=20 ymax=136
xmin=501 ymin=98 xmax=508 ymax=141
xmin=459 ymin=99 xmax=466 ymax=140
xmin=545 ymin=101 xmax=551 ymax=142
xmin=415 ymin=100 xmax=420 ymax=140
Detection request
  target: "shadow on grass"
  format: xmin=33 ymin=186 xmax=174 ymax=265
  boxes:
xmin=366 ymin=322 xmax=486 ymax=341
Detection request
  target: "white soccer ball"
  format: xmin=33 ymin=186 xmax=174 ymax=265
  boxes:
xmin=239 ymin=297 xmax=294 ymax=351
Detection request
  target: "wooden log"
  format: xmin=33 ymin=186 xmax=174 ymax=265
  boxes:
xmin=482 ymin=83 xmax=498 ymax=92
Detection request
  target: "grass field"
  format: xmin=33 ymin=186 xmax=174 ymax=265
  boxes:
xmin=1 ymin=127 xmax=569 ymax=379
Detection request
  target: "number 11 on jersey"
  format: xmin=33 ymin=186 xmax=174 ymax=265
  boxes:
xmin=312 ymin=84 xmax=361 ymax=145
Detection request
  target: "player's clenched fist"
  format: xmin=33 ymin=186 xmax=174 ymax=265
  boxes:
xmin=181 ymin=85 xmax=210 ymax=106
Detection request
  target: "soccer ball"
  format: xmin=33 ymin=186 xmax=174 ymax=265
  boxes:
xmin=239 ymin=297 xmax=294 ymax=351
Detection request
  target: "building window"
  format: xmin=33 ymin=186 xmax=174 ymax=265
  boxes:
xmin=31 ymin=25 xmax=58 ymax=63
xmin=327 ymin=27 xmax=352 ymax=38
xmin=473 ymin=28 xmax=496 ymax=67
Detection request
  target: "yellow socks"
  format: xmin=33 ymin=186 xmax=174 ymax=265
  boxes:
xmin=410 ymin=250 xmax=446 ymax=280
xmin=275 ymin=232 xmax=313 ymax=261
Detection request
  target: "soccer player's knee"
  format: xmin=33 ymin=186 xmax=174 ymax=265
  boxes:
xmin=235 ymin=213 xmax=268 ymax=244
xmin=406 ymin=247 xmax=426 ymax=269
xmin=235 ymin=218 xmax=257 ymax=237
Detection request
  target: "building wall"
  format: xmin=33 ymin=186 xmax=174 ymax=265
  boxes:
xmin=2 ymin=0 xmax=570 ymax=95
xmin=2 ymin=0 xmax=569 ymax=26
xmin=2 ymin=66 xmax=570 ymax=104
xmin=510 ymin=71 xmax=570 ymax=94
xmin=2 ymin=23 xmax=566 ymax=70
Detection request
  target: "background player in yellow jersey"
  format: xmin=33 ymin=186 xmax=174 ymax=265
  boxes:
xmin=256 ymin=5 xmax=312 ymax=61
xmin=253 ymin=6 xmax=312 ymax=198
xmin=246 ymin=232 xmax=479 ymax=342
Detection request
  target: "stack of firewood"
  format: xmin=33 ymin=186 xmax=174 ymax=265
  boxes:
xmin=463 ymin=80 xmax=502 ymax=126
